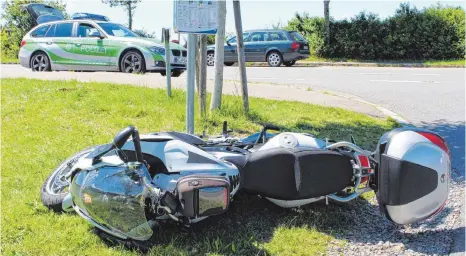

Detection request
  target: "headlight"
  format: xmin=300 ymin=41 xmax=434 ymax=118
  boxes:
xmin=148 ymin=46 xmax=165 ymax=55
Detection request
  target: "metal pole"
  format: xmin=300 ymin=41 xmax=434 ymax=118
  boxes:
xmin=164 ymin=28 xmax=172 ymax=97
xmin=186 ymin=33 xmax=197 ymax=134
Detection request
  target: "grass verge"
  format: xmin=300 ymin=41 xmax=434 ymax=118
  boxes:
xmin=305 ymin=56 xmax=465 ymax=67
xmin=1 ymin=78 xmax=398 ymax=256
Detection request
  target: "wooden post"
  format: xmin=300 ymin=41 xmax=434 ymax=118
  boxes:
xmin=233 ymin=0 xmax=249 ymax=113
xmin=210 ymin=0 xmax=226 ymax=111
xmin=199 ymin=34 xmax=207 ymax=117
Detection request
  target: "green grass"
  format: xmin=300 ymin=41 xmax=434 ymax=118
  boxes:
xmin=305 ymin=56 xmax=465 ymax=67
xmin=1 ymin=78 xmax=398 ymax=256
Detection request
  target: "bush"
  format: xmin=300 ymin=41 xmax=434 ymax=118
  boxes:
xmin=286 ymin=3 xmax=465 ymax=60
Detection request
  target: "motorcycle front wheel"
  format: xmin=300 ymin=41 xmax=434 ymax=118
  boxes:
xmin=41 ymin=147 xmax=96 ymax=212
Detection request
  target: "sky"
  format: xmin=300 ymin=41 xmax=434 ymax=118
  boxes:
xmin=17 ymin=0 xmax=466 ymax=42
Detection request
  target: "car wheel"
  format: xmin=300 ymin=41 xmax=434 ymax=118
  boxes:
xmin=30 ymin=52 xmax=51 ymax=72
xmin=207 ymin=52 xmax=215 ymax=66
xmin=121 ymin=51 xmax=146 ymax=74
xmin=267 ymin=51 xmax=283 ymax=67
xmin=172 ymin=70 xmax=184 ymax=77
xmin=284 ymin=60 xmax=296 ymax=67
xmin=224 ymin=62 xmax=235 ymax=66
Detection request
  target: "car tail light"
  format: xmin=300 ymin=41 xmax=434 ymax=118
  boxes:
xmin=291 ymin=42 xmax=300 ymax=51
xmin=20 ymin=40 xmax=26 ymax=48
xmin=417 ymin=132 xmax=450 ymax=156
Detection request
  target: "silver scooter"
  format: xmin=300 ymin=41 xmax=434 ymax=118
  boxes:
xmin=41 ymin=123 xmax=451 ymax=244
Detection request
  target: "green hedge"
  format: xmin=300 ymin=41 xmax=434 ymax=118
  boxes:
xmin=286 ymin=3 xmax=465 ymax=60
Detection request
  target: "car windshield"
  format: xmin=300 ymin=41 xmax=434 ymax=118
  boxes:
xmin=228 ymin=33 xmax=249 ymax=43
xmin=289 ymin=31 xmax=305 ymax=41
xmin=97 ymin=23 xmax=138 ymax=37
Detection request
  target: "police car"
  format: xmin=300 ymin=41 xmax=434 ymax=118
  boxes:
xmin=19 ymin=4 xmax=186 ymax=76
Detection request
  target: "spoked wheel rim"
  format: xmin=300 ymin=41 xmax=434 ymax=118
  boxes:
xmin=268 ymin=53 xmax=281 ymax=66
xmin=123 ymin=53 xmax=142 ymax=73
xmin=45 ymin=154 xmax=83 ymax=196
xmin=207 ymin=53 xmax=215 ymax=66
xmin=32 ymin=54 xmax=48 ymax=71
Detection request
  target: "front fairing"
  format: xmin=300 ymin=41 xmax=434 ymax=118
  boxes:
xmin=71 ymin=162 xmax=157 ymax=240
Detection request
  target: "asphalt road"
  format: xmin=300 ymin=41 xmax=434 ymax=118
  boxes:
xmin=210 ymin=66 xmax=465 ymax=175
xmin=2 ymin=64 xmax=464 ymax=174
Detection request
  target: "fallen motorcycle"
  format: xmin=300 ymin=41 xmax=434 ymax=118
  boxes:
xmin=41 ymin=122 xmax=450 ymax=242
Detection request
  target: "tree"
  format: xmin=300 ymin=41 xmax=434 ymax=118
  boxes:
xmin=133 ymin=28 xmax=155 ymax=38
xmin=233 ymin=0 xmax=249 ymax=113
xmin=210 ymin=0 xmax=226 ymax=111
xmin=102 ymin=0 xmax=141 ymax=30
xmin=323 ymin=0 xmax=330 ymax=45
xmin=1 ymin=0 xmax=67 ymax=59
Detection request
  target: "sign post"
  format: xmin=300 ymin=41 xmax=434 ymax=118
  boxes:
xmin=162 ymin=28 xmax=172 ymax=97
xmin=174 ymin=0 xmax=218 ymax=134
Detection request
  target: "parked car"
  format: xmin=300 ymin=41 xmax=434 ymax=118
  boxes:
xmin=206 ymin=29 xmax=310 ymax=67
xmin=18 ymin=4 xmax=186 ymax=76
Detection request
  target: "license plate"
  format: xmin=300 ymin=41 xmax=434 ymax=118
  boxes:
xmin=304 ymin=46 xmax=309 ymax=50
xmin=175 ymin=57 xmax=186 ymax=63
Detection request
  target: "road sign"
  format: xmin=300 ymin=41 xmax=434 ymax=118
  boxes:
xmin=173 ymin=0 xmax=218 ymax=34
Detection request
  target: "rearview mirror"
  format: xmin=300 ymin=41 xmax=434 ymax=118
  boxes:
xmin=113 ymin=126 xmax=135 ymax=149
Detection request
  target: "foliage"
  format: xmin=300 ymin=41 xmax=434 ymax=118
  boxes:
xmin=132 ymin=28 xmax=155 ymax=38
xmin=101 ymin=0 xmax=141 ymax=29
xmin=0 ymin=0 xmax=67 ymax=60
xmin=286 ymin=3 xmax=465 ymax=60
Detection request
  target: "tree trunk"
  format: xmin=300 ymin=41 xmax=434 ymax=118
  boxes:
xmin=195 ymin=35 xmax=200 ymax=92
xmin=128 ymin=1 xmax=133 ymax=30
xmin=324 ymin=0 xmax=330 ymax=45
xmin=199 ymin=34 xmax=207 ymax=117
xmin=210 ymin=0 xmax=226 ymax=111
xmin=233 ymin=0 xmax=249 ymax=113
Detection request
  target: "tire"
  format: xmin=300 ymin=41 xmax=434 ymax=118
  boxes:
xmin=224 ymin=62 xmax=235 ymax=66
xmin=120 ymin=50 xmax=146 ymax=74
xmin=30 ymin=52 xmax=51 ymax=72
xmin=206 ymin=51 xmax=215 ymax=66
xmin=267 ymin=51 xmax=283 ymax=67
xmin=161 ymin=70 xmax=184 ymax=77
xmin=40 ymin=147 xmax=96 ymax=212
xmin=172 ymin=70 xmax=184 ymax=77
xmin=284 ymin=60 xmax=296 ymax=67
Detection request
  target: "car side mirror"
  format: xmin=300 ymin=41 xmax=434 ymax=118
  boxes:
xmin=89 ymin=31 xmax=104 ymax=39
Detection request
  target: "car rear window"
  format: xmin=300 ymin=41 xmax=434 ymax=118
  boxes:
xmin=31 ymin=25 xmax=50 ymax=37
xmin=45 ymin=23 xmax=73 ymax=37
xmin=289 ymin=31 xmax=305 ymax=41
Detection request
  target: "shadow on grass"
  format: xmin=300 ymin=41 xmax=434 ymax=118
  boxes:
xmin=93 ymin=120 xmax=461 ymax=255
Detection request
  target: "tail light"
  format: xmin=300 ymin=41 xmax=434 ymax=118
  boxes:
xmin=20 ymin=40 xmax=26 ymax=48
xmin=417 ymin=132 xmax=450 ymax=156
xmin=291 ymin=42 xmax=300 ymax=51
xmin=356 ymin=154 xmax=372 ymax=183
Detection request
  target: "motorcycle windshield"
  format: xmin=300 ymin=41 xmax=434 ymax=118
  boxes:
xmin=71 ymin=163 xmax=154 ymax=240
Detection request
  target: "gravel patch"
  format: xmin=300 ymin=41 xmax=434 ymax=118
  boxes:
xmin=327 ymin=172 xmax=464 ymax=256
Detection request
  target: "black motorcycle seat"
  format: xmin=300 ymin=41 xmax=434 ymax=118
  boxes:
xmin=224 ymin=148 xmax=354 ymax=200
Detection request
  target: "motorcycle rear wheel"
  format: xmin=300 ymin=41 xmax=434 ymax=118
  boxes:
xmin=41 ymin=147 xmax=96 ymax=212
